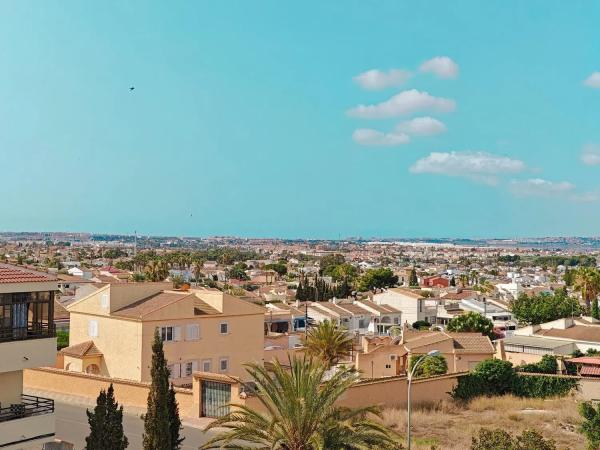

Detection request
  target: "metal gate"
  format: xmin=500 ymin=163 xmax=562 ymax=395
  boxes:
xmin=201 ymin=381 xmax=231 ymax=418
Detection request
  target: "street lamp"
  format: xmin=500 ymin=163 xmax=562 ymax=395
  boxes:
xmin=407 ymin=349 xmax=440 ymax=450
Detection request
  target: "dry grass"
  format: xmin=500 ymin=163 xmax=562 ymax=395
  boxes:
xmin=381 ymin=395 xmax=584 ymax=450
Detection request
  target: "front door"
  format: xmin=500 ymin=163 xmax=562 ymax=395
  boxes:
xmin=201 ymin=381 xmax=231 ymax=418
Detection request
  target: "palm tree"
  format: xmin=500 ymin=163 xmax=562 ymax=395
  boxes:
xmin=574 ymin=267 xmax=600 ymax=309
xmin=304 ymin=320 xmax=353 ymax=368
xmin=459 ymin=274 xmax=469 ymax=288
xmin=199 ymin=356 xmax=400 ymax=450
xmin=144 ymin=259 xmax=169 ymax=282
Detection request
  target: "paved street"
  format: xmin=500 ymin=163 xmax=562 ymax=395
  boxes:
xmin=22 ymin=390 xmax=216 ymax=450
xmin=53 ymin=401 xmax=215 ymax=449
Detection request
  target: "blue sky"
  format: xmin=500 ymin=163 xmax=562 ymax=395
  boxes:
xmin=1 ymin=1 xmax=600 ymax=239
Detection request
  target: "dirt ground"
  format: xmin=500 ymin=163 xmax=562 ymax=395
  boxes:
xmin=381 ymin=395 xmax=585 ymax=449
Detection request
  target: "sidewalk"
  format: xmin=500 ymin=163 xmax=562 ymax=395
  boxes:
xmin=24 ymin=388 xmax=215 ymax=429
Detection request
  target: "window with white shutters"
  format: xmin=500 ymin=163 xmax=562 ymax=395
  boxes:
xmin=88 ymin=320 xmax=98 ymax=337
xmin=186 ymin=324 xmax=200 ymax=341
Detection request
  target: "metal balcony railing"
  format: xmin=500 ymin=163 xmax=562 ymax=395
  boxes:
xmin=0 ymin=395 xmax=54 ymax=423
xmin=0 ymin=322 xmax=56 ymax=343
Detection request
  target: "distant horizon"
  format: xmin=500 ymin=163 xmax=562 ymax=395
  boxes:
xmin=2 ymin=229 xmax=600 ymax=243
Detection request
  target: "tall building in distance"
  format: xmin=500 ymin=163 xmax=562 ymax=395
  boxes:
xmin=0 ymin=264 xmax=58 ymax=449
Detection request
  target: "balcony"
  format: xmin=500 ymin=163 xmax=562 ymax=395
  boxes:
xmin=0 ymin=322 xmax=56 ymax=343
xmin=0 ymin=395 xmax=55 ymax=449
xmin=0 ymin=395 xmax=54 ymax=423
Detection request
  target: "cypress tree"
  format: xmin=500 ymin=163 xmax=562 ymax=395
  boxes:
xmin=409 ymin=267 xmax=419 ymax=287
xmin=85 ymin=384 xmax=128 ymax=450
xmin=593 ymin=299 xmax=600 ymax=320
xmin=450 ymin=276 xmax=456 ymax=287
xmin=168 ymin=384 xmax=184 ymax=450
xmin=143 ymin=329 xmax=172 ymax=450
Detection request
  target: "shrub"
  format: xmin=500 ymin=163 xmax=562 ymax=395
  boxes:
xmin=579 ymin=401 xmax=600 ymax=449
xmin=517 ymin=355 xmax=557 ymax=374
xmin=471 ymin=428 xmax=556 ymax=450
xmin=452 ymin=359 xmax=577 ymax=401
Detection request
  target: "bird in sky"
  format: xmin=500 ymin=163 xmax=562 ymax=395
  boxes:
xmin=129 ymin=86 xmax=135 ymax=91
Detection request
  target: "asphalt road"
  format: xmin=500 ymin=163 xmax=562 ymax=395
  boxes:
xmin=51 ymin=401 xmax=215 ymax=450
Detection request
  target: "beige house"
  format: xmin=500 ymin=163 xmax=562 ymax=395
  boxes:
xmin=0 ymin=264 xmax=58 ymax=449
xmin=63 ymin=283 xmax=265 ymax=385
xmin=355 ymin=326 xmax=494 ymax=379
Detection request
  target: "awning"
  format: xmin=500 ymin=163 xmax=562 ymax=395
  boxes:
xmin=581 ymin=365 xmax=600 ymax=376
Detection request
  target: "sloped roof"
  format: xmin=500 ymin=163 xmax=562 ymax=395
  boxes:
xmin=0 ymin=263 xmax=58 ymax=284
xmin=448 ymin=332 xmax=494 ymax=354
xmin=194 ymin=298 xmax=221 ymax=315
xmin=113 ymin=291 xmax=193 ymax=319
xmin=61 ymin=340 xmax=103 ymax=358
xmin=536 ymin=325 xmax=600 ymax=343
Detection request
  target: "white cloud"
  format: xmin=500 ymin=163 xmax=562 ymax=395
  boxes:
xmin=581 ymin=144 xmax=600 ymax=166
xmin=571 ymin=190 xmax=600 ymax=203
xmin=584 ymin=72 xmax=600 ymax=88
xmin=353 ymin=69 xmax=411 ymax=90
xmin=410 ymin=151 xmax=525 ymax=185
xmin=509 ymin=178 xmax=575 ymax=197
xmin=352 ymin=128 xmax=410 ymax=147
xmin=395 ymin=117 xmax=447 ymax=136
xmin=347 ymin=89 xmax=456 ymax=119
xmin=419 ymin=56 xmax=459 ymax=79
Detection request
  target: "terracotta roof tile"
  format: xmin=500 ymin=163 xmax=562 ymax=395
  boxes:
xmin=0 ymin=263 xmax=58 ymax=284
xmin=61 ymin=341 xmax=103 ymax=357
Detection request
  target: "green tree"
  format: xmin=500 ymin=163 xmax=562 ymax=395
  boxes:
xmin=409 ymin=354 xmax=448 ymax=378
xmin=265 ymin=261 xmax=288 ymax=276
xmin=509 ymin=289 xmax=582 ymax=325
xmin=330 ymin=263 xmax=359 ymax=283
xmin=574 ymin=267 xmax=600 ymax=311
xmin=319 ymin=254 xmax=346 ymax=276
xmin=564 ymin=267 xmax=575 ymax=287
xmin=85 ymin=384 xmax=128 ymax=450
xmin=446 ymin=312 xmax=495 ymax=339
xmin=408 ymin=267 xmax=419 ymax=287
xmin=450 ymin=276 xmax=456 ymax=287
xmin=200 ymin=356 xmax=400 ymax=450
xmin=580 ymin=401 xmax=600 ymax=450
xmin=143 ymin=329 xmax=184 ymax=450
xmin=303 ymin=320 xmax=353 ymax=368
xmin=227 ymin=262 xmax=249 ymax=280
xmin=356 ymin=268 xmax=398 ymax=291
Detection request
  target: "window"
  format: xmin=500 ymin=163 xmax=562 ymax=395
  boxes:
xmin=202 ymin=359 xmax=212 ymax=372
xmin=100 ymin=294 xmax=109 ymax=310
xmin=219 ymin=358 xmax=229 ymax=372
xmin=88 ymin=320 xmax=98 ymax=337
xmin=186 ymin=324 xmax=200 ymax=341
xmin=385 ymin=364 xmax=392 ymax=369
xmin=168 ymin=363 xmax=181 ymax=379
xmin=160 ymin=326 xmax=181 ymax=342
xmin=220 ymin=322 xmax=229 ymax=335
xmin=185 ymin=361 xmax=198 ymax=377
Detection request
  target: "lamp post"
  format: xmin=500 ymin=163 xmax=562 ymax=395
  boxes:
xmin=407 ymin=349 xmax=440 ymax=450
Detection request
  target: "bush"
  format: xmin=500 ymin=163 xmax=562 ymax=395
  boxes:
xmin=452 ymin=359 xmax=577 ymax=401
xmin=412 ymin=320 xmax=430 ymax=330
xmin=471 ymin=428 xmax=556 ymax=450
xmin=580 ymin=401 xmax=600 ymax=450
xmin=57 ymin=330 xmax=69 ymax=350
xmin=517 ymin=355 xmax=557 ymax=374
